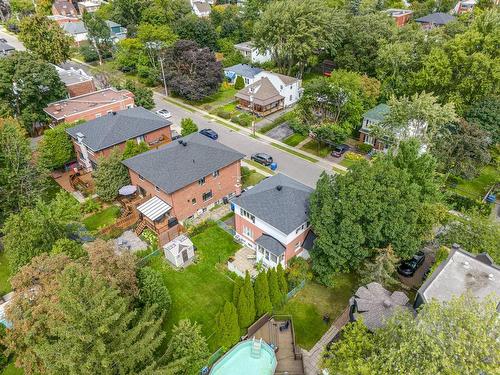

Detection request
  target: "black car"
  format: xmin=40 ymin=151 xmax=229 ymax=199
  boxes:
xmin=398 ymin=251 xmax=426 ymax=277
xmin=331 ymin=144 xmax=350 ymax=157
xmin=199 ymin=128 xmax=218 ymax=140
xmin=251 ymin=153 xmax=273 ymax=166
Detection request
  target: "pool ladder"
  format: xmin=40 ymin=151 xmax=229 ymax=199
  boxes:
xmin=251 ymin=337 xmax=262 ymax=358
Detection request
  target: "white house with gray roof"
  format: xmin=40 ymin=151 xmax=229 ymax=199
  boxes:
xmin=414 ymin=245 xmax=500 ymax=310
xmin=234 ymin=41 xmax=271 ymax=64
xmin=232 ymin=173 xmax=314 ymax=269
xmin=224 ymin=63 xmax=264 ymax=85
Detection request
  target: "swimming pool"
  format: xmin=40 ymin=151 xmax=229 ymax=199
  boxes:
xmin=210 ymin=339 xmax=277 ymax=375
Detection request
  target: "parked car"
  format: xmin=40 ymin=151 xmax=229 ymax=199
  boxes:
xmin=156 ymin=108 xmax=172 ymax=119
xmin=398 ymin=251 xmax=426 ymax=277
xmin=251 ymin=153 xmax=273 ymax=166
xmin=199 ymin=128 xmax=218 ymax=140
xmin=331 ymin=144 xmax=350 ymax=157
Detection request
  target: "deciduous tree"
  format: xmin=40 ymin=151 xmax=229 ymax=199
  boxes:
xmin=93 ymin=148 xmax=131 ymax=201
xmin=83 ymin=11 xmax=112 ymax=65
xmin=465 ymin=96 xmax=500 ymax=144
xmin=176 ymin=14 xmax=218 ymax=50
xmin=37 ymin=122 xmax=75 ymax=170
xmin=50 ymin=238 xmax=85 ymax=259
xmin=19 ymin=14 xmax=72 ymax=64
xmin=360 ymin=245 xmax=401 ymax=289
xmin=123 ymin=139 xmax=150 ymax=159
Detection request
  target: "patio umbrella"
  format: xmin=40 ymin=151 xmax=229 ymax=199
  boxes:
xmin=118 ymin=185 xmax=137 ymax=196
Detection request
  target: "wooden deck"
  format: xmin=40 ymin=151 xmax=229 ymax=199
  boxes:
xmin=251 ymin=317 xmax=304 ymax=375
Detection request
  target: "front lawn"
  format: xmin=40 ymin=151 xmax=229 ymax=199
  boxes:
xmin=189 ymin=85 xmax=237 ymax=108
xmin=278 ymin=273 xmax=359 ymax=350
xmin=450 ymin=165 xmax=499 ymax=199
xmin=82 ymin=205 xmax=121 ymax=231
xmin=300 ymin=140 xmax=331 ymax=158
xmin=145 ymin=224 xmax=241 ymax=349
xmin=283 ymin=133 xmax=307 ymax=147
xmin=243 ymin=170 xmax=267 ymax=189
xmin=0 ymin=251 xmax=12 ymax=296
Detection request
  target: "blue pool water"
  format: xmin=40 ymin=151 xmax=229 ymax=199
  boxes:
xmin=210 ymin=340 xmax=277 ymax=375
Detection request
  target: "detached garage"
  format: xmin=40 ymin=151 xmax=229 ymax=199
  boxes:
xmin=163 ymin=234 xmax=195 ymax=268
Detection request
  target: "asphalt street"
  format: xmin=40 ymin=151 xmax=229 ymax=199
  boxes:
xmin=152 ymin=93 xmax=328 ymax=188
xmin=0 ymin=27 xmax=24 ymax=50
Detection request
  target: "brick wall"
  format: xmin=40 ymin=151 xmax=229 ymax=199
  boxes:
xmin=284 ymin=229 xmax=310 ymax=262
xmin=62 ymin=96 xmax=135 ymax=123
xmin=67 ymin=80 xmax=97 ymax=97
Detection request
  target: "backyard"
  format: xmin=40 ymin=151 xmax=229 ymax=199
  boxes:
xmin=82 ymin=205 xmax=121 ymax=231
xmin=449 ymin=165 xmax=499 ymax=200
xmin=143 ymin=223 xmax=241 ymax=349
xmin=278 ymin=273 xmax=359 ymax=350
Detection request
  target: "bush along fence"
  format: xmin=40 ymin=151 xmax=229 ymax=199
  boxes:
xmin=286 ymin=279 xmax=306 ymax=300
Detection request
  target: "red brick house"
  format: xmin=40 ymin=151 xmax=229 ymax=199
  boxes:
xmin=122 ymin=133 xmax=244 ymax=245
xmin=232 ymin=174 xmax=315 ymax=269
xmin=55 ymin=65 xmax=96 ymax=97
xmin=44 ymin=88 xmax=135 ymax=124
xmin=384 ymin=9 xmax=413 ymax=27
xmin=52 ymin=0 xmax=78 ymax=17
xmin=66 ymin=107 xmax=172 ymax=171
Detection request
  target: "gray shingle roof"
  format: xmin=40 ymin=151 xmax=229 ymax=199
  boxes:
xmin=224 ymin=64 xmax=263 ymax=79
xmin=122 ymin=132 xmax=244 ymax=194
xmin=0 ymin=42 xmax=14 ymax=52
xmin=233 ymin=173 xmax=313 ymax=234
xmin=66 ymin=107 xmax=171 ymax=151
xmin=63 ymin=21 xmax=87 ymax=35
xmin=415 ymin=12 xmax=455 ymax=25
xmin=235 ymin=77 xmax=283 ymax=106
xmin=255 ymin=234 xmax=286 ymax=256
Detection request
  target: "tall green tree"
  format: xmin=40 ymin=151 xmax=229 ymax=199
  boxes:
xmin=276 ymin=264 xmax=288 ymax=296
xmin=254 ymin=271 xmax=272 ymax=316
xmin=323 ymin=294 xmax=499 ymax=374
xmin=309 ymin=140 xmax=442 ymax=280
xmin=253 ymin=0 xmax=343 ymax=76
xmin=237 ymin=288 xmax=252 ymax=328
xmin=243 ymin=271 xmax=256 ymax=323
xmin=93 ymin=148 xmax=131 ymax=201
xmin=267 ymin=268 xmax=282 ymax=308
xmin=37 ymin=122 xmax=75 ymax=170
xmin=180 ymin=118 xmax=198 ymax=136
xmin=464 ymin=96 xmax=500 ymax=144
xmin=2 ymin=191 xmax=80 ymax=273
xmin=232 ymin=276 xmax=243 ymax=307
xmin=137 ymin=266 xmax=172 ymax=314
xmin=165 ymin=319 xmax=210 ymax=375
xmin=0 ymin=118 xmax=46 ymax=223
xmin=215 ymin=301 xmax=240 ymax=349
xmin=0 ymin=52 xmax=66 ymax=133
xmin=122 ymin=80 xmax=155 ymax=109
xmin=360 ymin=245 xmax=401 ymax=289
xmin=176 ymin=15 xmax=218 ymax=50
xmin=5 ymin=262 xmax=170 ymax=374
xmin=19 ymin=14 xmax=72 ymax=64
xmin=50 ymin=238 xmax=86 ymax=259
xmin=122 ymin=139 xmax=150 ymax=160
xmin=83 ymin=11 xmax=112 ymax=65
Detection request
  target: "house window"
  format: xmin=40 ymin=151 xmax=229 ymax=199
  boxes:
xmin=138 ymin=175 xmax=144 ymax=181
xmin=155 ymin=186 xmax=160 ymax=192
xmin=240 ymin=208 xmax=255 ymax=223
xmin=198 ymin=177 xmax=206 ymax=185
xmin=270 ymin=253 xmax=278 ymax=263
xmin=295 ymin=241 xmax=301 ymax=250
xmin=289 ymin=95 xmax=292 ymax=101
xmin=295 ymin=222 xmax=307 ymax=234
xmin=212 ymin=170 xmax=219 ymax=178
xmin=257 ymin=245 xmax=264 ymax=255
xmin=191 ymin=198 xmax=197 ymax=205
xmin=126 ymin=104 xmax=133 ymax=109
xmin=244 ymin=78 xmax=249 ymax=84
xmin=95 ymin=113 xmax=102 ymax=118
xmin=136 ymin=135 xmax=145 ymax=143
xmin=365 ymin=135 xmax=375 ymax=146
xmin=202 ymin=190 xmax=213 ymax=201
xmin=243 ymin=225 xmax=253 ymax=239
xmin=280 ymin=85 xmax=283 ymax=90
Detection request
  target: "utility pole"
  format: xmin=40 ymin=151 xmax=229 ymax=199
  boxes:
xmin=159 ymin=56 xmax=168 ymax=97
xmin=250 ymin=95 xmax=255 ymax=137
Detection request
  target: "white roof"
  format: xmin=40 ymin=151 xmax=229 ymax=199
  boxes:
xmin=163 ymin=234 xmax=193 ymax=256
xmin=137 ymin=196 xmax=171 ymax=221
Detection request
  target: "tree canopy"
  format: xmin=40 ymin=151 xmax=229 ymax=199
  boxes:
xmin=36 ymin=122 xmax=75 ymax=170
xmin=93 ymin=148 xmax=131 ymax=201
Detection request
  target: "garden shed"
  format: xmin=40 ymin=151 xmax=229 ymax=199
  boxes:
xmin=163 ymin=234 xmax=195 ymax=268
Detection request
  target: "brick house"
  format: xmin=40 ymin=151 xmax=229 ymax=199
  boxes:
xmin=66 ymin=107 xmax=172 ymax=171
xmin=55 ymin=65 xmax=96 ymax=97
xmin=384 ymin=9 xmax=413 ymax=27
xmin=51 ymin=0 xmax=78 ymax=17
xmin=232 ymin=174 xmax=315 ymax=269
xmin=358 ymin=103 xmax=391 ymax=151
xmin=122 ymin=133 xmax=244 ymax=245
xmin=44 ymin=88 xmax=135 ymax=124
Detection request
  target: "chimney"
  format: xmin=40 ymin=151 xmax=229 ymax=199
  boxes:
xmin=76 ymin=132 xmax=85 ymax=143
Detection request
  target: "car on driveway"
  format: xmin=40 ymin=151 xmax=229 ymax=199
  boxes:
xmin=398 ymin=251 xmax=426 ymax=277
xmin=156 ymin=108 xmax=172 ymax=119
xmin=199 ymin=128 xmax=218 ymax=140
xmin=331 ymin=144 xmax=350 ymax=157
xmin=251 ymin=153 xmax=273 ymax=166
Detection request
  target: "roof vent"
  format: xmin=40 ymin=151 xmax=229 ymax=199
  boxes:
xmin=488 ymin=273 xmax=494 ymax=281
xmin=182 ymin=141 xmax=187 ymax=147
xmin=178 ymin=139 xmax=183 ymax=144
xmin=463 ymin=261 xmax=470 ymax=269
xmin=276 ymin=185 xmax=282 ymax=191
xmin=112 ymin=111 xmax=117 ymax=115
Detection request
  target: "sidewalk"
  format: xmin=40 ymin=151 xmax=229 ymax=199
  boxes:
xmin=163 ymin=95 xmax=348 ymax=174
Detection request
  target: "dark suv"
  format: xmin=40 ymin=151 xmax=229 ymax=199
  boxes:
xmin=397 ymin=251 xmax=425 ymax=277
xmin=251 ymin=153 xmax=273 ymax=166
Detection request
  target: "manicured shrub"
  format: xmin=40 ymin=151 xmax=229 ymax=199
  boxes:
xmin=267 ymin=268 xmax=282 ymax=308
xmin=344 ymin=151 xmax=365 ymax=161
xmin=234 ymin=75 xmax=245 ymax=90
xmin=216 ymin=108 xmax=232 ymax=119
xmin=215 ymin=301 xmax=240 ymax=348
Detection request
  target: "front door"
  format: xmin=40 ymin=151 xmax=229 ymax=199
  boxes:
xmin=181 ymin=249 xmax=189 ymax=263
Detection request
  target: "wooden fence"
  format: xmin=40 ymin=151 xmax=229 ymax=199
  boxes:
xmin=99 ymin=211 xmax=139 ymax=236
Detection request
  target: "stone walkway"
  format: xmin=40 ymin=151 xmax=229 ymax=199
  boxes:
xmin=190 ymin=204 xmax=231 ymax=226
xmin=301 ymin=307 xmax=350 ymax=375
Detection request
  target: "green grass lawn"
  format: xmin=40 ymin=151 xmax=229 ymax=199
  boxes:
xmin=189 ymin=85 xmax=237 ymax=108
xmin=300 ymin=140 xmax=331 ymax=158
xmin=82 ymin=205 xmax=121 ymax=231
xmin=145 ymin=224 xmax=241 ymax=350
xmin=0 ymin=251 xmax=12 ymax=296
xmin=339 ymin=158 xmax=361 ymax=169
xmin=244 ymin=159 xmax=276 ymax=174
xmin=1 ymin=363 xmax=23 ymax=375
xmin=243 ymin=171 xmax=266 ymax=189
xmin=451 ymin=165 xmax=499 ymax=200
xmin=278 ymin=273 xmax=359 ymax=350
xmin=271 ymin=143 xmax=318 ymax=163
xmin=283 ymin=133 xmax=307 ymax=147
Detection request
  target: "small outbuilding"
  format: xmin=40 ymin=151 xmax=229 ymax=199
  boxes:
xmin=163 ymin=234 xmax=195 ymax=268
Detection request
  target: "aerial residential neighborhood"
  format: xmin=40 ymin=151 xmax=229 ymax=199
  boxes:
xmin=0 ymin=0 xmax=498 ymax=374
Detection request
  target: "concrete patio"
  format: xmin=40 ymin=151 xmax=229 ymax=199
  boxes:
xmin=114 ymin=230 xmax=148 ymax=253
xmin=228 ymin=246 xmax=258 ymax=278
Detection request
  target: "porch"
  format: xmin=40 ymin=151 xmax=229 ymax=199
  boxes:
xmin=236 ymin=98 xmax=284 ymax=117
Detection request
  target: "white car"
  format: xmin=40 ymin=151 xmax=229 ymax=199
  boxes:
xmin=156 ymin=108 xmax=172 ymax=119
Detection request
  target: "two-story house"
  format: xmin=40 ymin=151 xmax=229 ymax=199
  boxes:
xmin=44 ymin=88 xmax=135 ymax=124
xmin=235 ymin=71 xmax=302 ymax=116
xmin=359 ymin=103 xmax=391 ymax=151
xmin=191 ymin=0 xmax=211 ymax=17
xmin=232 ymin=174 xmax=314 ymax=269
xmin=224 ymin=64 xmax=263 ymax=86
xmin=234 ymin=41 xmax=271 ymax=64
xmin=66 ymin=107 xmax=172 ymax=171
xmin=51 ymin=0 xmax=78 ymax=17
xmin=122 ymin=133 xmax=244 ymax=244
